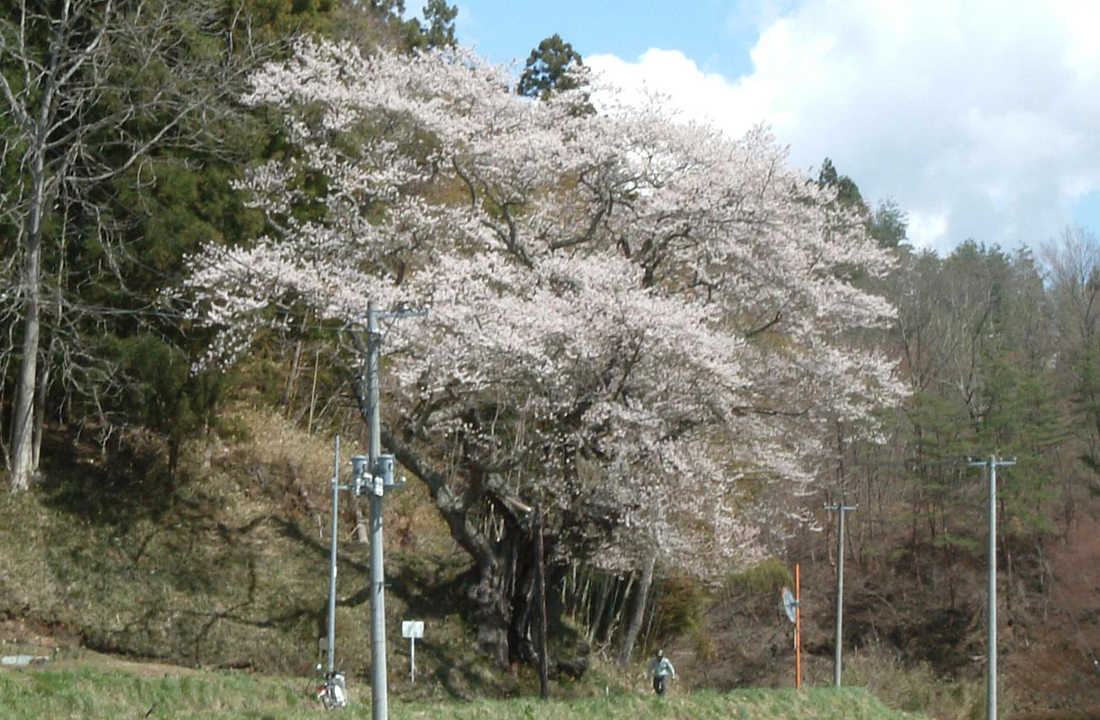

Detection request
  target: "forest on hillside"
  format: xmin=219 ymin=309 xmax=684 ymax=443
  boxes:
xmin=3 ymin=1 xmax=1100 ymax=716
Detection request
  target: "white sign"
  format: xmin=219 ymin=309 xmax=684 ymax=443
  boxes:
xmin=402 ymin=620 xmax=424 ymax=682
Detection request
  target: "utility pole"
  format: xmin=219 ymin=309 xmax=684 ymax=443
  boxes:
xmin=350 ymin=300 xmax=423 ymax=720
xmin=824 ymin=502 xmax=857 ymax=688
xmin=327 ymin=435 xmax=343 ymax=674
xmin=366 ymin=301 xmax=388 ymax=720
xmin=969 ymin=455 xmax=1015 ymax=720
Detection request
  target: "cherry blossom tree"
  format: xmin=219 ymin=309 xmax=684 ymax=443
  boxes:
xmin=183 ymin=38 xmax=905 ymax=666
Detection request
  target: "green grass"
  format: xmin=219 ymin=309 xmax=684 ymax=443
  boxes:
xmin=0 ymin=664 xmax=928 ymax=720
xmin=398 ymin=688 xmax=929 ymax=720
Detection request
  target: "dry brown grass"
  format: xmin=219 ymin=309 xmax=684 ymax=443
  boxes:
xmin=843 ymin=642 xmax=985 ymax=720
xmin=0 ymin=402 xmax=458 ymax=680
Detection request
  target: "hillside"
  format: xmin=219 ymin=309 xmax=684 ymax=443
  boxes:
xmin=0 ymin=406 xmax=487 ymax=692
xmin=660 ymin=502 xmax=1100 ymax=720
xmin=2 ymin=403 xmax=1099 ymax=720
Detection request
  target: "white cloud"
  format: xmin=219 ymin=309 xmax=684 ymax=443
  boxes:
xmin=586 ymin=49 xmax=770 ymax=136
xmin=587 ymin=0 xmax=1100 ymax=253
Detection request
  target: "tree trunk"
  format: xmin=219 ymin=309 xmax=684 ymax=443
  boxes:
xmin=536 ymin=505 xmax=549 ymax=699
xmin=595 ymin=575 xmax=624 ymax=644
xmin=10 ymin=149 xmax=47 ymax=492
xmin=376 ymin=417 xmax=516 ymax=665
xmin=307 ymin=346 xmax=320 ymax=435
xmin=0 ymin=360 xmax=9 ymax=471
xmin=31 ymin=344 xmax=49 ymax=471
xmin=369 ymin=388 xmax=582 ymax=673
xmin=283 ymin=335 xmax=304 ymax=416
xmin=587 ymin=576 xmax=612 ymax=643
xmin=640 ymin=582 xmax=660 ymax=652
xmin=574 ymin=568 xmax=591 ymax=624
xmin=201 ymin=426 xmax=214 ymax=472
xmin=507 ymin=528 xmax=541 ymax=665
xmin=606 ymin=572 xmax=635 ymax=645
xmin=619 ymin=551 xmax=656 ymax=664
xmin=470 ymin=554 xmax=513 ymax=667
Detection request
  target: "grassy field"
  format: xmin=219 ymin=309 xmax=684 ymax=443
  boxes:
xmin=0 ymin=661 xmax=927 ymax=720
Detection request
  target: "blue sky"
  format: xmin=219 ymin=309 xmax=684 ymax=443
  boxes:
xmin=412 ymin=0 xmax=1100 ymax=254
xmin=452 ymin=1 xmax=762 ymax=79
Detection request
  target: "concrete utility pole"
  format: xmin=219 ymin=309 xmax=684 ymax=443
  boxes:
xmin=350 ymin=300 xmax=422 ymax=720
xmin=326 ymin=435 xmax=343 ymax=674
xmin=824 ymin=502 xmax=857 ymax=688
xmin=366 ymin=301 xmax=388 ymax=720
xmin=969 ymin=455 xmax=1015 ymax=720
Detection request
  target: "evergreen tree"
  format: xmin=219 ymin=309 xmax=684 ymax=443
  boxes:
xmin=818 ymin=157 xmax=870 ymax=215
xmin=517 ymin=33 xmax=584 ymax=100
xmin=0 ymin=0 xmax=386 ymax=488
xmin=414 ymin=0 xmax=458 ymax=50
xmin=869 ymin=198 xmax=908 ymax=249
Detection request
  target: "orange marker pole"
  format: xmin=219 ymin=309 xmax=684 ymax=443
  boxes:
xmin=795 ymin=562 xmax=802 ymax=689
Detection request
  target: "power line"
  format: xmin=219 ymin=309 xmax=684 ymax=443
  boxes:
xmin=844 ymin=457 xmax=967 ymax=469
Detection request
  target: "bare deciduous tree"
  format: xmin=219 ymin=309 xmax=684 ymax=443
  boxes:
xmin=1 ymin=0 xmax=252 ymax=489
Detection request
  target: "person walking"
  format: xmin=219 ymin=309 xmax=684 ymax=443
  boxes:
xmin=647 ymin=649 xmax=676 ymax=696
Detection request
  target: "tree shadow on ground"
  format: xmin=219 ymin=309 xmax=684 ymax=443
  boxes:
xmin=38 ymin=426 xmax=180 ymax=528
